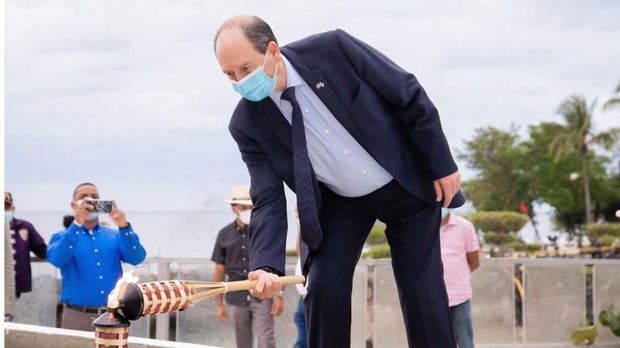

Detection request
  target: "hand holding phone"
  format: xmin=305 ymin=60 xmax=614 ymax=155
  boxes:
xmin=85 ymin=199 xmax=114 ymax=213
xmin=109 ymin=201 xmax=129 ymax=228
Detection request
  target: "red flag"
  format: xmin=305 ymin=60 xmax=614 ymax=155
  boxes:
xmin=519 ymin=202 xmax=529 ymax=215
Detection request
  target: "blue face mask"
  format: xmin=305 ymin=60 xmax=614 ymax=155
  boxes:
xmin=441 ymin=208 xmax=450 ymax=218
xmin=5 ymin=211 xmax=13 ymax=222
xmin=231 ymin=53 xmax=279 ymax=102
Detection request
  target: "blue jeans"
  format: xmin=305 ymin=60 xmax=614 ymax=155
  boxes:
xmin=450 ymin=300 xmax=474 ymax=348
xmin=294 ymin=297 xmax=307 ymax=348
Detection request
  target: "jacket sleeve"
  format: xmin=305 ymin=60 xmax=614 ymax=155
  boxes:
xmin=27 ymin=223 xmax=47 ymax=259
xmin=47 ymin=223 xmax=81 ymax=268
xmin=229 ymin=126 xmax=288 ymax=275
xmin=335 ymin=29 xmax=458 ymax=180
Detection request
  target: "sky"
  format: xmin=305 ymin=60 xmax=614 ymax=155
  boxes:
xmin=4 ymin=0 xmax=620 ymax=212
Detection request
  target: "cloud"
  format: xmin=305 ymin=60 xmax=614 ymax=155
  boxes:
xmin=5 ymin=0 xmax=620 ymax=211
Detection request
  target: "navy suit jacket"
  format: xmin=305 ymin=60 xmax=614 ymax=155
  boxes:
xmin=229 ymin=29 xmax=464 ymax=275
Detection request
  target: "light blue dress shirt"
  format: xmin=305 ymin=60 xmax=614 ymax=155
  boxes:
xmin=47 ymin=222 xmax=146 ymax=307
xmin=270 ymin=56 xmax=393 ymax=198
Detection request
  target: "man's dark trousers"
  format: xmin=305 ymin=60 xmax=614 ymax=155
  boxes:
xmin=304 ymin=180 xmax=456 ymax=348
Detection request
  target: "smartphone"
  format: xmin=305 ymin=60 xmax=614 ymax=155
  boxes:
xmin=85 ymin=199 xmax=113 ymax=213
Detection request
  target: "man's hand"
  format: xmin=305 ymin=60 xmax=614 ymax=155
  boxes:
xmin=271 ymin=296 xmax=284 ymax=317
xmin=433 ymin=171 xmax=461 ymax=208
xmin=215 ymin=304 xmax=227 ymax=323
xmin=74 ymin=199 xmax=93 ymax=225
xmin=248 ymin=269 xmax=283 ymax=299
xmin=110 ymin=201 xmax=129 ymax=228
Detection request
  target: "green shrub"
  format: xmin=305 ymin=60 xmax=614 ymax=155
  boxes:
xmin=469 ymin=211 xmax=528 ymax=234
xmin=508 ymin=242 xmax=543 ymax=252
xmin=599 ymin=305 xmax=620 ymax=337
xmin=571 ymin=315 xmax=598 ymax=344
xmin=364 ymin=244 xmax=391 ymax=259
xmin=597 ymin=235 xmax=618 ymax=247
xmin=507 ymin=242 xmax=525 ymax=251
xmin=483 ymin=232 xmax=518 ymax=246
xmin=587 ymin=223 xmax=620 ymax=238
xmin=571 ymin=325 xmax=598 ymax=345
xmin=366 ymin=223 xmax=387 ymax=245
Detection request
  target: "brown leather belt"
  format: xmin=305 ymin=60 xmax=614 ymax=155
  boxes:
xmin=65 ymin=303 xmax=106 ymax=315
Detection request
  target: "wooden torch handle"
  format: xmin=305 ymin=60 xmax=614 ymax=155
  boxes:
xmin=224 ymin=275 xmax=306 ymax=293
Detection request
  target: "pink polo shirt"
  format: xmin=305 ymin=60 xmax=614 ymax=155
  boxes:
xmin=440 ymin=213 xmax=480 ymax=307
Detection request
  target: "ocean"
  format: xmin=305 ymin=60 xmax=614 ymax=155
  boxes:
xmin=18 ymin=211 xmax=301 ymax=259
xmin=17 ymin=208 xmax=561 ymax=260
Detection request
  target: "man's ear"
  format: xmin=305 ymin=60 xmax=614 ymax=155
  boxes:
xmin=70 ymin=201 xmax=76 ymax=210
xmin=268 ymin=41 xmax=282 ymax=61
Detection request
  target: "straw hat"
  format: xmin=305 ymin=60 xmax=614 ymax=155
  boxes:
xmin=225 ymin=186 xmax=253 ymax=206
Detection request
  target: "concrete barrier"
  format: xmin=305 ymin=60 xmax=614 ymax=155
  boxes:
xmin=4 ymin=322 xmax=220 ymax=348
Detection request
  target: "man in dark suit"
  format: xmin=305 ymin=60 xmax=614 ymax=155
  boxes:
xmin=215 ymin=16 xmax=464 ymax=348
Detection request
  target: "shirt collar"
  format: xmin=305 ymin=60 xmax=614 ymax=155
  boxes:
xmin=442 ymin=213 xmax=458 ymax=229
xmin=234 ymin=222 xmax=248 ymax=233
xmin=269 ymin=55 xmax=305 ymax=104
xmin=84 ymin=223 xmax=100 ymax=235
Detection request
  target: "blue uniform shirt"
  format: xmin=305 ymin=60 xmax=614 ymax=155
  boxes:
xmin=47 ymin=221 xmax=146 ymax=307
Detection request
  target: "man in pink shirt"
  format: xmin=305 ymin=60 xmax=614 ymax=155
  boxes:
xmin=440 ymin=208 xmax=480 ymax=348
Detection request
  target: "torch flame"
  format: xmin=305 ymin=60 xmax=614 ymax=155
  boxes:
xmin=108 ymin=270 xmax=140 ymax=309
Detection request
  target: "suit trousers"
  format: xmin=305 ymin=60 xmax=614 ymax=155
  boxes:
xmin=304 ymin=180 xmax=456 ymax=348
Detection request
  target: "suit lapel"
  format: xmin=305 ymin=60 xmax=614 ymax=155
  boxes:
xmin=257 ymin=48 xmax=364 ymax=151
xmin=281 ymin=48 xmax=363 ymax=141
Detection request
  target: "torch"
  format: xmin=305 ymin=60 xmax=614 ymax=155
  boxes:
xmin=93 ymin=276 xmax=305 ymax=347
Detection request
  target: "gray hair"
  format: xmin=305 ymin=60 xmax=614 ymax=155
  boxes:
xmin=214 ymin=16 xmax=278 ymax=54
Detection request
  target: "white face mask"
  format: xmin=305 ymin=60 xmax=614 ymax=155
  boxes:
xmin=74 ymin=197 xmax=99 ymax=222
xmin=87 ymin=212 xmax=99 ymax=221
xmin=238 ymin=209 xmax=251 ymax=225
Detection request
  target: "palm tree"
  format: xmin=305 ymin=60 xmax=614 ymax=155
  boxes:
xmin=549 ymin=96 xmax=620 ymax=224
xmin=603 ymin=81 xmax=620 ymax=111
xmin=604 ymin=80 xmax=620 ymax=192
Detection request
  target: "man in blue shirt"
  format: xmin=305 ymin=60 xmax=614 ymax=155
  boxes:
xmin=47 ymin=183 xmax=146 ymax=331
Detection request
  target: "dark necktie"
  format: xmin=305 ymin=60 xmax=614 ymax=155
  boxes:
xmin=281 ymin=87 xmax=323 ymax=249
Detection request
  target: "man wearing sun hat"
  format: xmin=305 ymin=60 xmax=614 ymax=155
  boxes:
xmin=211 ymin=186 xmax=284 ymax=348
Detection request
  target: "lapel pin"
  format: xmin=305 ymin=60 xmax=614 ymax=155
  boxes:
xmin=315 ymin=81 xmax=325 ymax=90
